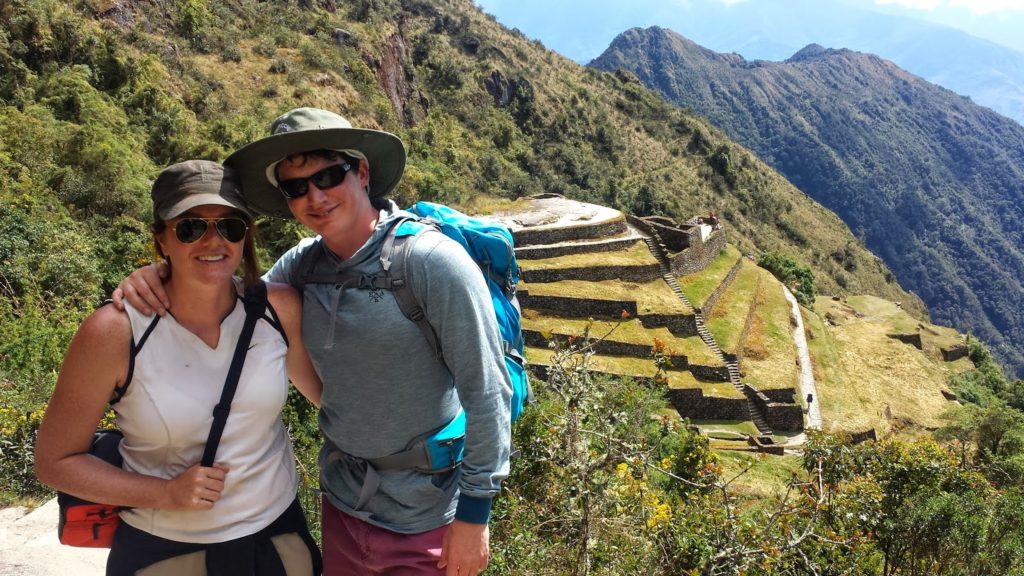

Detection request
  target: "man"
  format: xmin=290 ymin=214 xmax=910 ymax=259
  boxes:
xmin=116 ymin=108 xmax=513 ymax=576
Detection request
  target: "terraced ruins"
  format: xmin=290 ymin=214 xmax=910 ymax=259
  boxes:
xmin=492 ymin=194 xmax=806 ymax=451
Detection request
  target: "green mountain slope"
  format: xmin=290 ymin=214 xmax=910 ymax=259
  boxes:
xmin=590 ymin=26 xmax=1024 ymax=377
xmin=0 ymin=0 xmax=915 ymax=309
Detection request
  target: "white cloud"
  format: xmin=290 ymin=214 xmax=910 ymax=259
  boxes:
xmin=875 ymin=0 xmax=942 ymax=9
xmin=875 ymin=0 xmax=1024 ymax=12
xmin=949 ymin=0 xmax=1024 ymax=12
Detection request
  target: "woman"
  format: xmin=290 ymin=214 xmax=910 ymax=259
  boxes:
xmin=35 ymin=160 xmax=323 ymax=575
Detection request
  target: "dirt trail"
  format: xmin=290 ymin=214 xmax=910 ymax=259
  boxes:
xmin=782 ymin=286 xmax=821 ymax=430
xmin=0 ymin=499 xmax=106 ymax=576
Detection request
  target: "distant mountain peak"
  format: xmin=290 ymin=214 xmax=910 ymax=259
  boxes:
xmin=788 ymin=43 xmax=846 ymax=61
xmin=590 ymin=30 xmax=1024 ymax=377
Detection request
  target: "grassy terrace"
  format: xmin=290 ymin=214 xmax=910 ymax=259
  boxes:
xmin=694 ymin=420 xmax=762 ymax=438
xmin=716 ymin=452 xmax=807 ymax=499
xmin=526 ymin=347 xmax=744 ymax=399
xmin=807 ymin=295 xmax=967 ymax=435
xmin=741 ymin=274 xmax=799 ymax=392
xmin=840 ymin=295 xmax=966 ymax=354
xmin=522 ymin=315 xmax=721 ymax=366
xmin=521 ymin=278 xmax=694 ymax=315
xmin=517 ymin=241 xmax=657 ymax=270
xmin=677 ymin=244 xmax=742 ymax=308
xmin=705 ymin=260 xmax=761 ymax=354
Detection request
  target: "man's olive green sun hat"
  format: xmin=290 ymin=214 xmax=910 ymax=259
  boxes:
xmin=224 ymin=108 xmax=407 ymax=218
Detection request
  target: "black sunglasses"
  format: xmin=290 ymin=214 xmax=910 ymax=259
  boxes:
xmin=172 ymin=217 xmax=249 ymax=244
xmin=277 ymin=162 xmax=353 ymax=200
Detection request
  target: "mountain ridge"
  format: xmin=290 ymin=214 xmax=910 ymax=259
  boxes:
xmin=591 ymin=26 xmax=1024 ymax=376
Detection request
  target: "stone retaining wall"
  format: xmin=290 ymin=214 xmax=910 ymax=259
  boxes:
xmin=941 ymin=343 xmax=969 ymax=362
xmin=627 ymin=215 xmax=727 ymax=277
xmin=887 ymin=332 xmax=923 ymax=350
xmin=523 ymin=330 xmax=688 ymax=368
xmin=638 ymin=313 xmax=698 ymax=338
xmin=521 ymin=263 xmax=662 ymax=284
xmin=745 ymin=384 xmax=803 ymax=431
xmin=761 ymin=388 xmax=797 ymax=404
xmin=516 ymin=236 xmax=640 ymax=259
xmin=850 ymin=428 xmax=878 ymax=444
xmin=699 ymin=255 xmax=743 ymax=317
xmin=521 ymin=294 xmax=638 ymax=318
xmin=667 ymin=388 xmax=750 ymax=420
xmin=669 ymin=230 xmax=727 ymax=276
xmin=637 ymin=219 xmax=692 ymax=252
xmin=688 ymin=363 xmax=730 ymax=382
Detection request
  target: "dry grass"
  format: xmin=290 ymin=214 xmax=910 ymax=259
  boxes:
xmin=678 ymin=244 xmax=742 ymax=307
xmin=522 ymin=316 xmax=721 ymax=365
xmin=521 ymin=278 xmax=693 ymax=315
xmin=742 ymin=272 xmax=799 ymax=392
xmin=806 ymin=295 xmax=967 ymax=435
xmin=525 ymin=347 xmax=743 ymax=398
xmin=519 ymin=241 xmax=657 ymax=270
xmin=706 ymin=260 xmax=760 ymax=353
xmin=716 ymin=451 xmax=806 ymax=500
xmin=190 ymin=42 xmax=359 ymax=126
xmin=695 ymin=420 xmax=762 ymax=437
xmin=460 ymin=195 xmax=533 ymax=216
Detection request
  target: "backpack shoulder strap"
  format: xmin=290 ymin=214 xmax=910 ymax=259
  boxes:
xmin=293 ymin=237 xmax=326 ymax=291
xmin=385 ymin=218 xmax=443 ymax=358
xmin=200 ymin=281 xmax=267 ymax=467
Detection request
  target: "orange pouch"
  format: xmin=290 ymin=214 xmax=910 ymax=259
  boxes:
xmin=56 ymin=430 xmax=123 ymax=548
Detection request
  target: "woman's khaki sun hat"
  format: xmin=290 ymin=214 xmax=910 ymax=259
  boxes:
xmin=151 ymin=160 xmax=250 ymax=221
xmin=224 ymin=107 xmax=407 ymax=218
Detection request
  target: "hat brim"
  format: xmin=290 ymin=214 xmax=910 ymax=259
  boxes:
xmin=161 ymin=192 xmax=252 ymax=220
xmin=224 ymin=128 xmax=406 ymax=219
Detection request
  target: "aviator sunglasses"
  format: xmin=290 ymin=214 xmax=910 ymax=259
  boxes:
xmin=277 ymin=162 xmax=353 ymax=200
xmin=172 ymin=217 xmax=249 ymax=244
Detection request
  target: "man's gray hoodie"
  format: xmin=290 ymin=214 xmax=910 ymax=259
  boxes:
xmin=265 ymin=202 xmax=513 ymax=533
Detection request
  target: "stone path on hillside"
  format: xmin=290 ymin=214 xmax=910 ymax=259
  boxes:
xmin=783 ymin=286 xmax=821 ymax=430
xmin=0 ymin=498 xmax=106 ymax=576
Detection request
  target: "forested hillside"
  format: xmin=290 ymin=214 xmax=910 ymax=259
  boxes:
xmin=5 ymin=2 xmax=1024 ymax=574
xmin=0 ymin=0 xmax=919 ymax=392
xmin=591 ymin=27 xmax=1024 ymax=377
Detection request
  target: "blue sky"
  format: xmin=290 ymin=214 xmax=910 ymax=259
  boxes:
xmin=474 ymin=0 xmax=1024 ymax=62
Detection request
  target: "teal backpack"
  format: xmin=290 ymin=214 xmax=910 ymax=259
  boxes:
xmin=297 ymin=202 xmax=531 ymax=484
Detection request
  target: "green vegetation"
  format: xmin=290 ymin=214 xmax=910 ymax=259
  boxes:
xmin=740 ymin=271 xmax=799 ymax=392
xmin=678 ymin=243 xmax=742 ymax=307
xmin=3 ymin=1 xmax=1020 ymax=573
xmin=522 ymin=277 xmax=694 ymax=315
xmin=949 ymin=338 xmax=1024 ymax=410
xmin=519 ymin=241 xmax=656 ymax=271
xmin=506 ymin=335 xmax=1024 ymax=574
xmin=705 ymin=259 xmax=760 ymax=353
xmin=593 ymin=26 xmax=1024 ymax=377
xmin=758 ymin=251 xmax=815 ymax=305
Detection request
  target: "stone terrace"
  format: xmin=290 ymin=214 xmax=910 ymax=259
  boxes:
xmin=491 ymin=194 xmax=805 ymax=442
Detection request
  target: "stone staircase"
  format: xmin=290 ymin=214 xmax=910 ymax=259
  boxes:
xmin=642 ymin=237 xmax=775 ymax=439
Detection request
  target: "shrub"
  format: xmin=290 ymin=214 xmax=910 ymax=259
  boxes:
xmin=758 ymin=251 xmax=816 ymax=305
xmin=252 ymin=38 xmax=277 ymax=57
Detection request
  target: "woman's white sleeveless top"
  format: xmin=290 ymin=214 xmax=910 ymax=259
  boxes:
xmin=117 ymin=297 xmax=298 ymax=543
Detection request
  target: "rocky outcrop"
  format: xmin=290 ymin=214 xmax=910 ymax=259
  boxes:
xmin=373 ymin=29 xmax=423 ymax=127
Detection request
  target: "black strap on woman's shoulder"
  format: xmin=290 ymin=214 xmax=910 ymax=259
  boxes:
xmin=200 ymin=281 xmax=268 ymax=468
